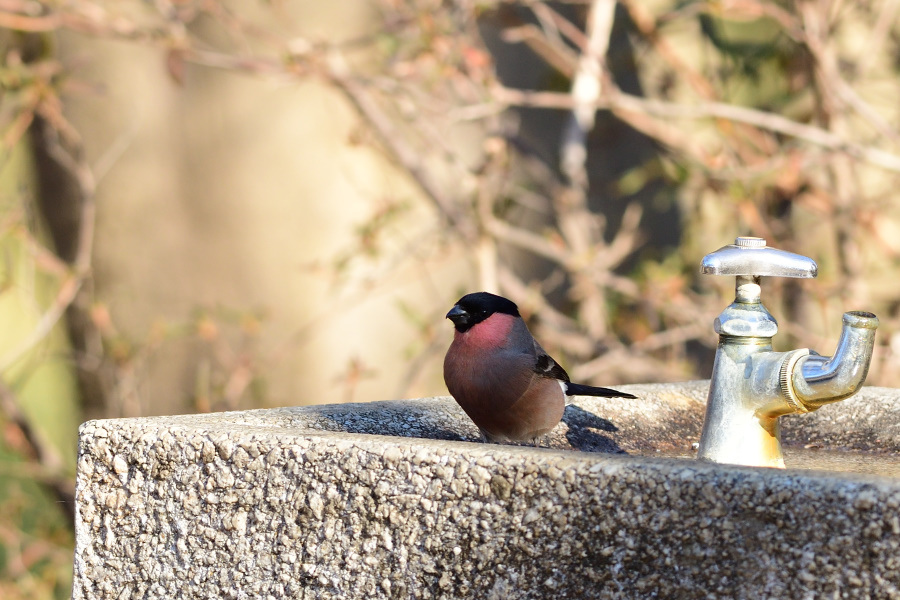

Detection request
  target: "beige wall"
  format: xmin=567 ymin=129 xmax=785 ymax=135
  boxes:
xmin=62 ymin=11 xmax=470 ymax=415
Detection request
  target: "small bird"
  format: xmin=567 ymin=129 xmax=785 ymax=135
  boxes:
xmin=443 ymin=291 xmax=637 ymax=444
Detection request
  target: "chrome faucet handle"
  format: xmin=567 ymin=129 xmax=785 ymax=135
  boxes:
xmin=700 ymin=236 xmax=818 ymax=279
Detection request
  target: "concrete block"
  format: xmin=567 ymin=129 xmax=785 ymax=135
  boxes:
xmin=73 ymin=383 xmax=900 ymax=599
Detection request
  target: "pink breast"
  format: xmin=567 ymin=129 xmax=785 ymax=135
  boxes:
xmin=453 ymin=313 xmax=516 ymax=350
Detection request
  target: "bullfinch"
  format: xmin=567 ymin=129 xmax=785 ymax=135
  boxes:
xmin=443 ymin=291 xmax=637 ymax=444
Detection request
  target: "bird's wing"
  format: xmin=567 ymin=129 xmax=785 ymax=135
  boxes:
xmin=532 ymin=343 xmax=571 ymax=383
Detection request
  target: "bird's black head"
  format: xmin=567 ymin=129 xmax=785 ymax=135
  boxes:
xmin=446 ymin=292 xmax=520 ymax=333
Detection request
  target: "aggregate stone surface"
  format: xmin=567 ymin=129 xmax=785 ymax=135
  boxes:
xmin=73 ymin=383 xmax=900 ymax=599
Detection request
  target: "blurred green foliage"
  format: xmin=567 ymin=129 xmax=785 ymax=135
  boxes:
xmin=0 ymin=445 xmax=74 ymax=600
xmin=0 ymin=137 xmax=79 ymax=598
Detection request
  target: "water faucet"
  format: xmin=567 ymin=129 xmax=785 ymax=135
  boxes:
xmin=696 ymin=236 xmax=879 ymax=468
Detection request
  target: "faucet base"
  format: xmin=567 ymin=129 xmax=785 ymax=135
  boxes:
xmin=696 ymin=412 xmax=786 ymax=469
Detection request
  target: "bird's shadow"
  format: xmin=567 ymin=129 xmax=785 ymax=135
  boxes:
xmin=306 ymin=401 xmax=628 ymax=453
xmin=562 ymin=405 xmax=626 ymax=454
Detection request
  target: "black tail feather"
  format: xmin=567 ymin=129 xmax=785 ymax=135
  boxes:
xmin=565 ymin=383 xmax=637 ymax=399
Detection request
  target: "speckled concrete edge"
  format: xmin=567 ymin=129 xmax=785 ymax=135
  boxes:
xmin=72 ymin=383 xmax=900 ymax=599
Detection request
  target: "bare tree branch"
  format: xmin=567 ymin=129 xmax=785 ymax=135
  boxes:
xmin=560 ymin=0 xmax=616 ymax=188
xmin=492 ymin=85 xmax=900 ymax=172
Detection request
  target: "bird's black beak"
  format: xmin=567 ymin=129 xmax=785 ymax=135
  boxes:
xmin=446 ymin=304 xmax=467 ymax=324
xmin=446 ymin=304 xmax=475 ymax=332
xmin=446 ymin=303 xmax=479 ymax=333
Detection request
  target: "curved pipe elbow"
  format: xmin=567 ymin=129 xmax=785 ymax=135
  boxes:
xmin=791 ymin=311 xmax=879 ymax=409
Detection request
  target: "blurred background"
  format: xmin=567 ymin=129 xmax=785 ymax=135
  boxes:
xmin=2 ymin=0 xmax=900 ymax=597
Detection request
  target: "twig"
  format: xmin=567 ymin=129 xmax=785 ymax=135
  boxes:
xmin=525 ymin=1 xmax=589 ymax=50
xmin=857 ymin=0 xmax=900 ymax=77
xmin=0 ymin=124 xmax=97 ymax=372
xmin=0 ymin=379 xmax=75 ymax=520
xmin=0 ymin=10 xmax=61 ymax=32
xmin=496 ymin=265 xmax=581 ymax=334
xmin=324 ymin=50 xmax=476 ymax=241
xmin=40 ymin=130 xmax=96 ymax=273
xmin=501 ymin=24 xmax=577 ymax=77
xmin=481 ymin=213 xmax=569 ymax=264
xmin=594 ymin=201 xmax=644 ymax=271
xmin=491 ymin=85 xmax=900 ymax=173
xmin=0 ymin=275 xmax=81 ymax=372
xmin=796 ymin=1 xmax=900 ymax=144
xmin=569 ymin=326 xmax=706 ymax=383
xmin=619 ymin=0 xmax=717 ymax=100
xmin=573 ymin=347 xmax=695 ymax=383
